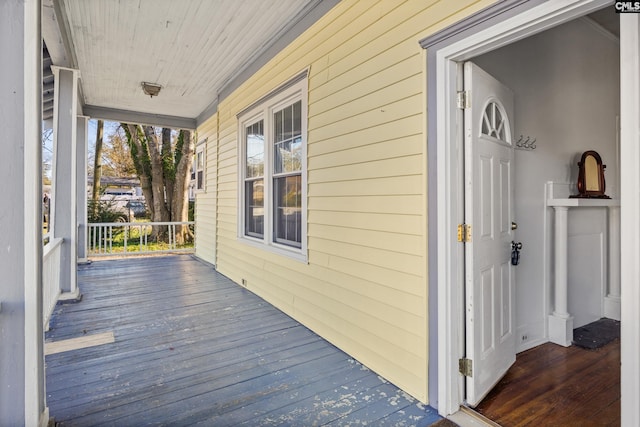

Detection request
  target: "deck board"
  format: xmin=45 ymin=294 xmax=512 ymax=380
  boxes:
xmin=46 ymin=255 xmax=442 ymax=426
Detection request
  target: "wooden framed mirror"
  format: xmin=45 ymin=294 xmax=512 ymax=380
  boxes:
xmin=573 ymin=150 xmax=609 ymax=198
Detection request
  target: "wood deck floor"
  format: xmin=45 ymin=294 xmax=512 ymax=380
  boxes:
xmin=475 ymin=339 xmax=620 ymax=426
xmin=45 ymin=255 xmax=442 ymax=426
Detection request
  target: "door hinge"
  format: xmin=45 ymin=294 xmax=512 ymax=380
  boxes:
xmin=459 ymin=358 xmax=473 ymax=377
xmin=457 ymin=90 xmax=470 ymax=109
xmin=457 ymin=224 xmax=472 ymax=243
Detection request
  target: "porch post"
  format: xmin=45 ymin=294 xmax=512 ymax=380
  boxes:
xmin=77 ymin=115 xmax=89 ymax=263
xmin=0 ymin=0 xmax=48 ymax=425
xmin=51 ymin=66 xmax=81 ymax=299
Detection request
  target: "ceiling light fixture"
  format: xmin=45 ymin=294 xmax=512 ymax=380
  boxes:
xmin=141 ymin=82 xmax=162 ymax=97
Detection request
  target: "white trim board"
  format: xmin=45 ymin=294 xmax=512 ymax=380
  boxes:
xmin=619 ymin=13 xmax=640 ymax=427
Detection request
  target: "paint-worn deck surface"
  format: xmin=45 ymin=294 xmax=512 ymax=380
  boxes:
xmin=45 ymin=255 xmax=441 ymax=426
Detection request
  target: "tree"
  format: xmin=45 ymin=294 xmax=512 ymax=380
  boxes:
xmin=42 ymin=128 xmax=53 ymax=185
xmin=42 ymin=163 xmax=51 ymax=186
xmin=91 ymin=119 xmax=104 ymax=218
xmin=101 ymin=129 xmax=136 ymax=177
xmin=122 ymin=123 xmax=194 ymax=244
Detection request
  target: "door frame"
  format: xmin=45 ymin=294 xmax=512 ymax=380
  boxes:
xmin=421 ymin=0 xmax=640 ymax=419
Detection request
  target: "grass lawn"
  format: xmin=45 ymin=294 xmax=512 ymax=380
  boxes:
xmin=89 ymin=221 xmax=194 ymax=254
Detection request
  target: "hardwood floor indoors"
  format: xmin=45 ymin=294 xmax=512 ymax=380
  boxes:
xmin=474 ymin=339 xmax=620 ymax=426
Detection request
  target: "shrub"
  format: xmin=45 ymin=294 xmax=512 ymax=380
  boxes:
xmin=88 ymin=200 xmax=128 ymax=223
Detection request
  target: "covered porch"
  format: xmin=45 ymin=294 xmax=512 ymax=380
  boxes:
xmin=45 ymin=255 xmax=442 ymax=425
xmin=6 ymin=0 xmax=640 ymax=425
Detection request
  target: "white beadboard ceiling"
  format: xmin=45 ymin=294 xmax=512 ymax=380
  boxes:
xmin=46 ymin=0 xmax=335 ymax=128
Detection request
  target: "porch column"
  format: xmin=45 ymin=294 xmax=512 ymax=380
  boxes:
xmin=77 ymin=115 xmax=89 ymax=263
xmin=548 ymin=206 xmax=573 ymax=347
xmin=0 ymin=0 xmax=48 ymax=425
xmin=51 ymin=66 xmax=81 ymax=299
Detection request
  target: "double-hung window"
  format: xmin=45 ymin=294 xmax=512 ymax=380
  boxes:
xmin=238 ymin=73 xmax=307 ymax=259
xmin=194 ymin=141 xmax=206 ymax=192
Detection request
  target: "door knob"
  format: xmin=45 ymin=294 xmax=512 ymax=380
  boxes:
xmin=511 ymin=221 xmax=518 ymax=230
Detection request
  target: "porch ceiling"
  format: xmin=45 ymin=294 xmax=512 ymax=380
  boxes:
xmin=43 ymin=0 xmax=333 ymax=128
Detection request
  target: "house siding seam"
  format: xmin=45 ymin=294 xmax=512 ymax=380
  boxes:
xmin=195 ymin=0 xmax=498 ymax=404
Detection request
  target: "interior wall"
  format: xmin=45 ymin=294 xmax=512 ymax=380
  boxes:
xmin=473 ymin=16 xmax=620 ymax=351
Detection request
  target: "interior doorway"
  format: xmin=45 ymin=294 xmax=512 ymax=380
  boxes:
xmin=424 ymin=0 xmax=636 ymax=419
xmin=462 ymin=9 xmax=621 ymax=409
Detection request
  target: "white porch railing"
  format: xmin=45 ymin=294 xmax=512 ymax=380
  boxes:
xmin=88 ymin=221 xmax=195 ymax=256
xmin=43 ymin=237 xmax=63 ymax=330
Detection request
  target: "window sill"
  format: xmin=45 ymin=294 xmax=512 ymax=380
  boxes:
xmin=238 ymin=235 xmax=308 ymax=264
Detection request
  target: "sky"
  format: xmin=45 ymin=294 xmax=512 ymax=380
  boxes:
xmin=43 ymin=119 xmax=120 ymax=179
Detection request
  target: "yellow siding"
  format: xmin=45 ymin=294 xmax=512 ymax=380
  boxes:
xmin=194 ymin=113 xmax=218 ymax=265
xmin=195 ymin=0 xmax=497 ymax=403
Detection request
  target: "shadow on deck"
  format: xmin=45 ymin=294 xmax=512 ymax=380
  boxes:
xmin=45 ymin=255 xmax=442 ymax=426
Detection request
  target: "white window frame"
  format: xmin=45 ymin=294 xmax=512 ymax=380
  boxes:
xmin=237 ymin=73 xmax=308 ymax=262
xmin=194 ymin=140 xmax=206 ymax=193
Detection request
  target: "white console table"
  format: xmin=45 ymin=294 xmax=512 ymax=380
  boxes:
xmin=547 ymin=191 xmax=620 ymax=347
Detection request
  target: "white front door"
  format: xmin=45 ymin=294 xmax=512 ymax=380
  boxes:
xmin=463 ymin=62 xmax=517 ymax=406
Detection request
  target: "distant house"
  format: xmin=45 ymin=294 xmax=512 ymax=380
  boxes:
xmin=4 ymin=1 xmax=640 ymax=425
xmin=87 ymin=176 xmax=143 ymax=199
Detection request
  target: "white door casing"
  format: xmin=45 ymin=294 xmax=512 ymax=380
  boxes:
xmin=420 ymin=0 xmax=624 ymax=418
xmin=463 ymin=62 xmax=516 ymax=406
